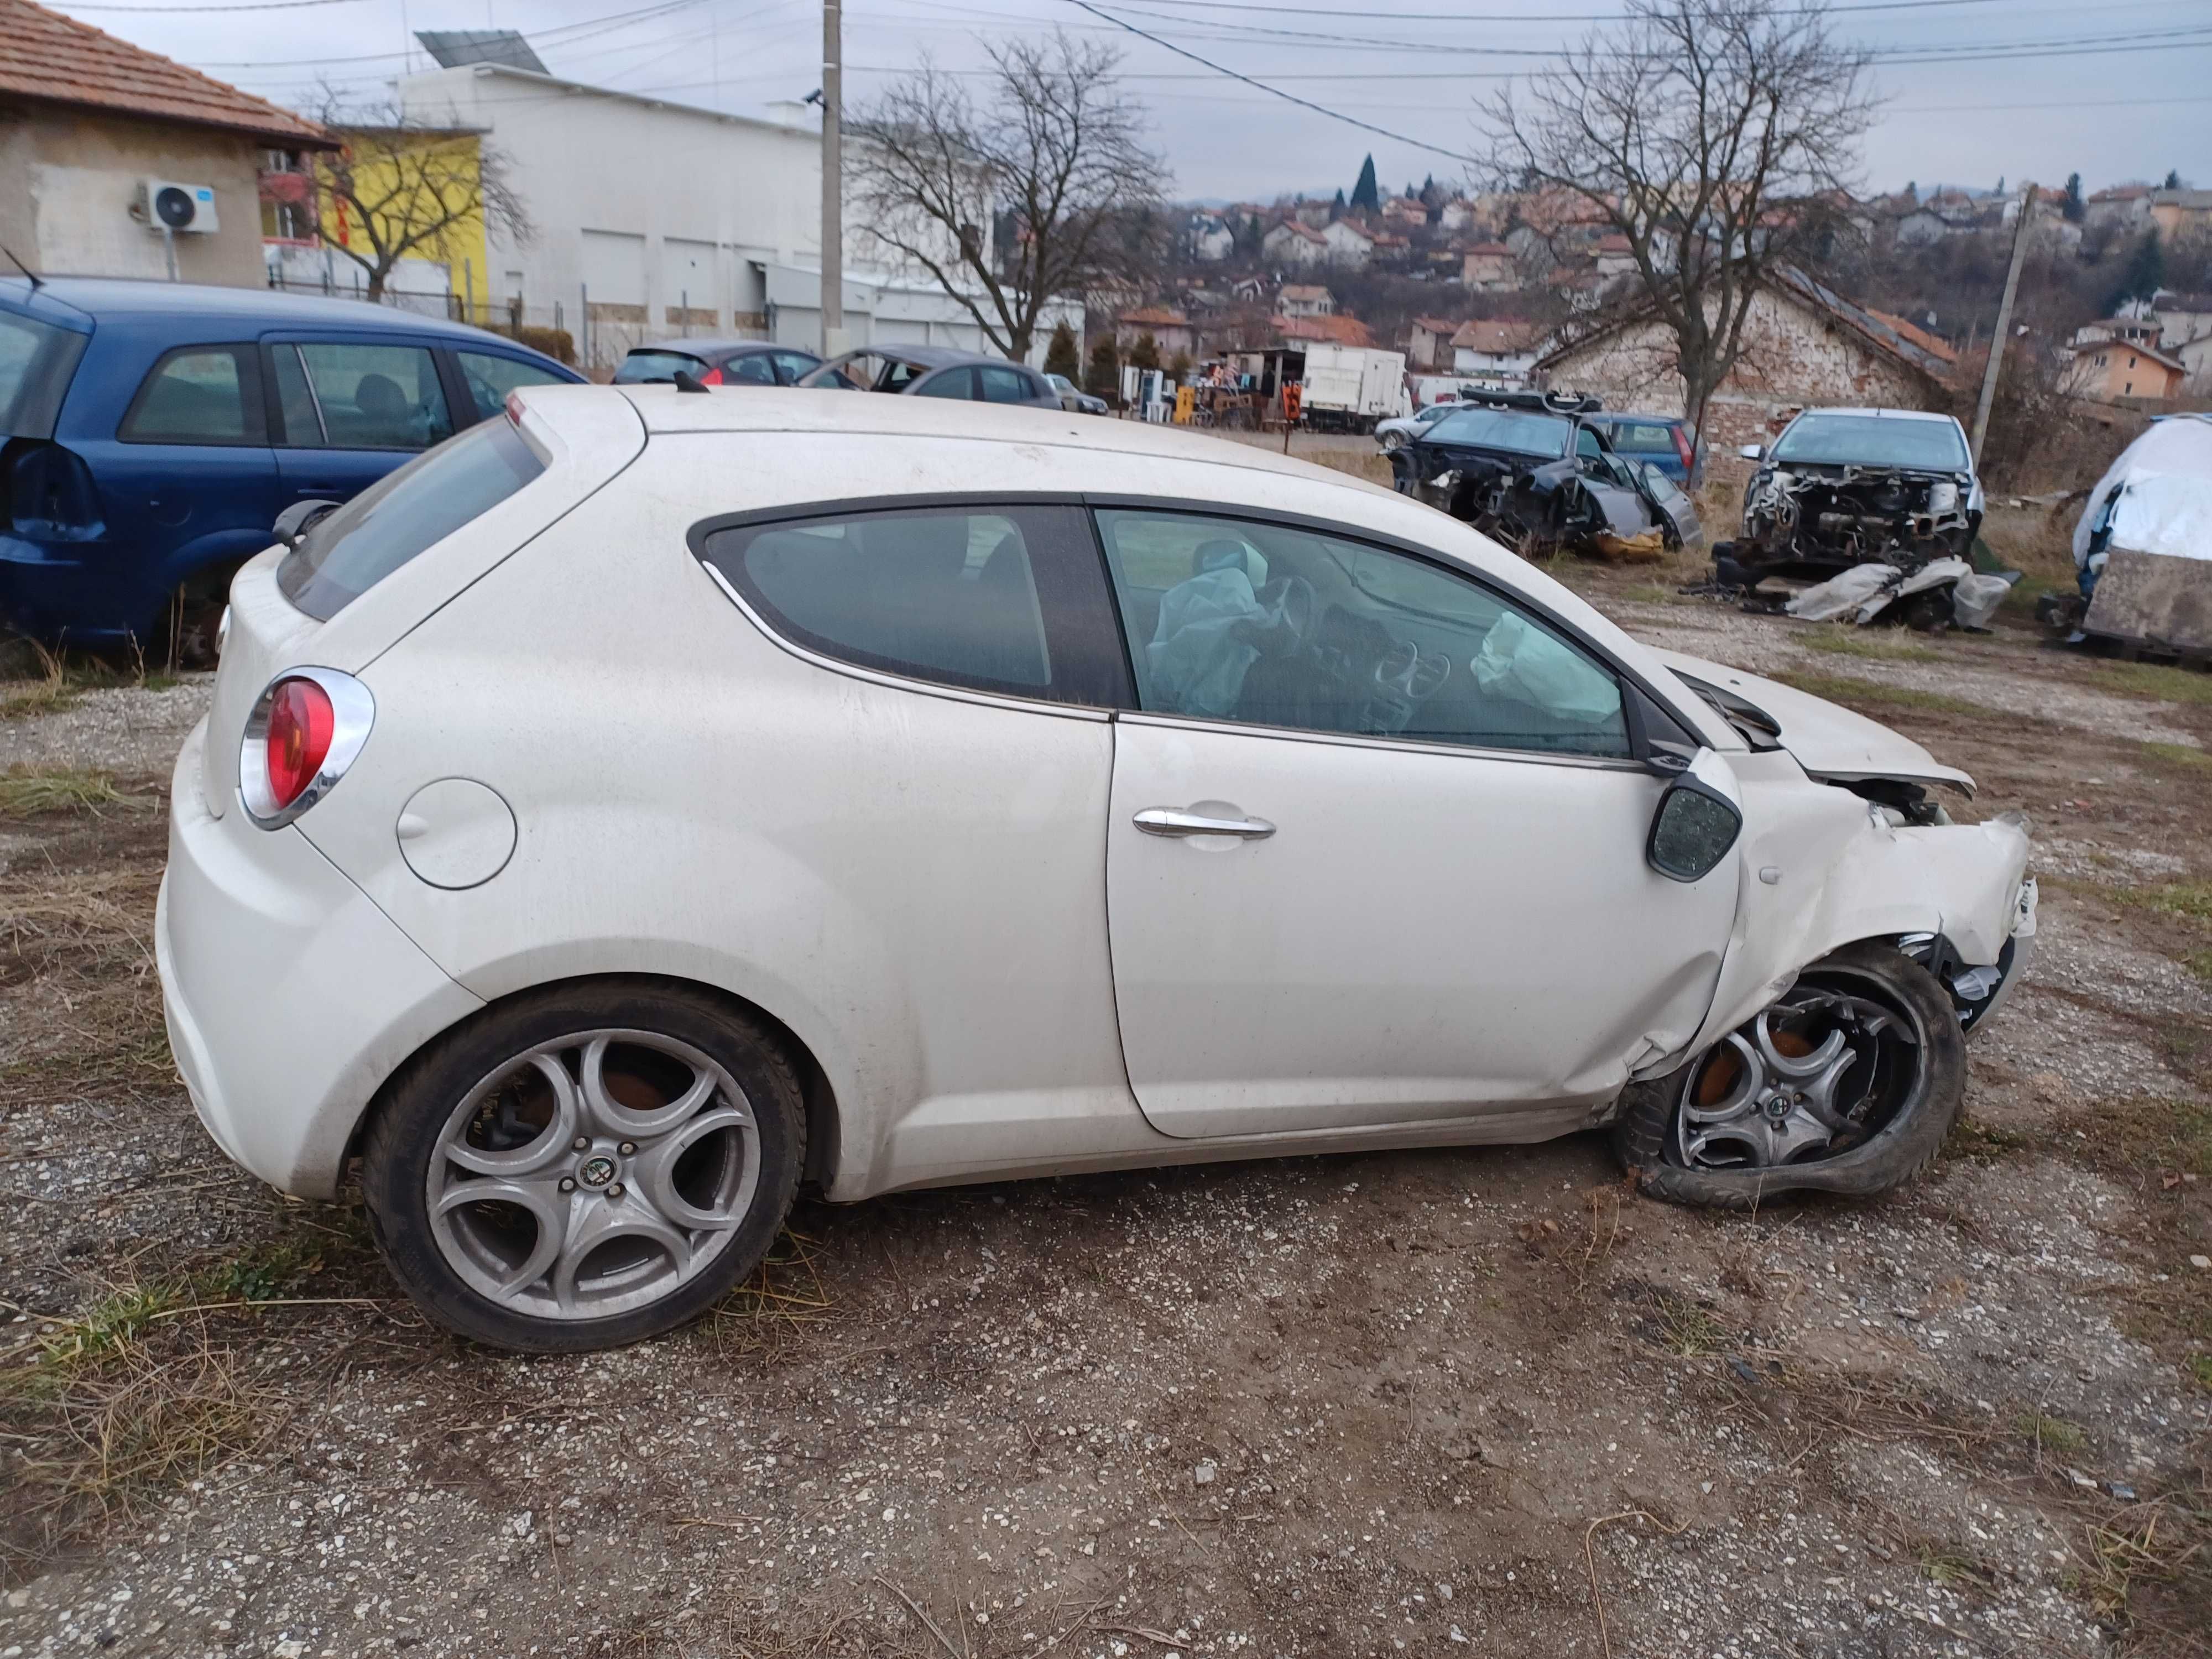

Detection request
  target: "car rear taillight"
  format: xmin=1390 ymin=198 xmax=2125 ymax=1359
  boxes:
xmin=1672 ymin=425 xmax=1696 ymax=473
xmin=700 ymin=366 xmax=724 ymax=385
xmin=239 ymin=667 xmax=374 ymax=828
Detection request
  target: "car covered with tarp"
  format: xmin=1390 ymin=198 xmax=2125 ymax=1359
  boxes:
xmin=2038 ymin=414 xmax=2212 ymax=654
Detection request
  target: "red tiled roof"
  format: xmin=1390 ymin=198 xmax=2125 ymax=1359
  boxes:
xmin=1451 ymin=319 xmax=1544 ymax=353
xmin=1119 ymin=306 xmax=1189 ymax=327
xmin=0 ymin=0 xmax=332 ymax=146
xmin=1269 ymin=220 xmax=1327 ymax=245
xmin=1275 ymin=314 xmax=1375 ymax=347
xmin=1867 ymin=309 xmax=1958 ymax=366
xmin=1280 ymin=284 xmax=1332 ymax=300
xmin=1411 ymin=316 xmax=1458 ymax=333
xmin=1463 ymin=242 xmax=1513 ymax=258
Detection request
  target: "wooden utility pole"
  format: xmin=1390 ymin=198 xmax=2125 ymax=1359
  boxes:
xmin=1971 ymin=182 xmax=2036 ymax=460
xmin=820 ymin=0 xmax=845 ymax=358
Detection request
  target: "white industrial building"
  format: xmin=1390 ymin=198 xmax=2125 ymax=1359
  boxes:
xmin=395 ymin=55 xmax=1078 ymax=372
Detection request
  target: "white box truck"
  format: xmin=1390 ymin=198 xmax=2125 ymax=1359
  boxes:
xmin=1300 ymin=344 xmax=1410 ymax=433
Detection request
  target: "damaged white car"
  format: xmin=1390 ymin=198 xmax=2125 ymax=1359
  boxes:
xmin=157 ymin=388 xmax=2035 ymax=1351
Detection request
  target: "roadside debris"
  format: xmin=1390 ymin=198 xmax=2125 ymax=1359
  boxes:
xmin=1785 ymin=557 xmax=2014 ymax=630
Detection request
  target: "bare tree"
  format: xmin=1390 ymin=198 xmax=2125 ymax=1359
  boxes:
xmin=307 ymin=93 xmax=532 ymax=303
xmin=1477 ymin=0 xmax=1876 ymax=441
xmin=847 ymin=32 xmax=1168 ymax=359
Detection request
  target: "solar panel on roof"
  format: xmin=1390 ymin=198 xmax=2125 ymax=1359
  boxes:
xmin=414 ymin=30 xmax=548 ymax=74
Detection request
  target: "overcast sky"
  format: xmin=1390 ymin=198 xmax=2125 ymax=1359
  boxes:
xmin=46 ymin=0 xmax=2212 ymax=205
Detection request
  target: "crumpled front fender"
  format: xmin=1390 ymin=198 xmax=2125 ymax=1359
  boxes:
xmin=1644 ymin=749 xmax=2032 ymax=1077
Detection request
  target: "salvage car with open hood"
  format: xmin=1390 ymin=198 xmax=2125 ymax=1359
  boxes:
xmin=1390 ymin=390 xmax=1702 ymax=558
xmin=1717 ymin=408 xmax=2000 ymax=629
xmin=159 ymin=385 xmax=2032 ymax=1350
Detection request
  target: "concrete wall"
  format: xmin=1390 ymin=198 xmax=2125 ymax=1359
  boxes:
xmin=0 ymin=102 xmax=269 ymax=285
xmin=1541 ymin=286 xmax=1944 ymax=479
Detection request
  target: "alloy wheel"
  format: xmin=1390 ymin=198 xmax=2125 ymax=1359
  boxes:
xmin=1673 ymin=978 xmax=1921 ymax=1170
xmin=425 ymin=1029 xmax=760 ymax=1320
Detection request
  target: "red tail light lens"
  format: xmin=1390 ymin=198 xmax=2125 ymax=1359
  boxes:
xmin=239 ymin=666 xmax=373 ymax=828
xmin=700 ymin=366 xmax=724 ymax=385
xmin=264 ymin=677 xmax=335 ymax=810
xmin=1673 ymin=425 xmax=1696 ymax=473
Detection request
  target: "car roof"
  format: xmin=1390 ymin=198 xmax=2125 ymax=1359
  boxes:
xmin=0 ymin=274 xmax=552 ymax=349
xmin=631 ymin=338 xmax=791 ymax=358
xmin=859 ymin=345 xmax=1014 ymax=369
xmin=1790 ymin=406 xmax=1960 ymax=425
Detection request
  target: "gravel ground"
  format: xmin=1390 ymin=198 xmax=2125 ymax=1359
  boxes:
xmin=1 ymin=584 xmax=2207 ymax=1659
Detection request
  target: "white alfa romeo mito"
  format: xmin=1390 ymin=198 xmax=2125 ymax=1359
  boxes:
xmin=156 ymin=385 xmax=2036 ymax=1352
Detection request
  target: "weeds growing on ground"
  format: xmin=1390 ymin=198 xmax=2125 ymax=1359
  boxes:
xmin=1798 ymin=629 xmax=1944 ymax=664
xmin=0 ymin=767 xmax=137 ymax=818
xmin=2095 ymin=661 xmax=2212 ymax=706
xmin=2018 ymin=1412 xmax=2090 ymax=1458
xmin=2137 ymin=742 xmax=2212 ymax=775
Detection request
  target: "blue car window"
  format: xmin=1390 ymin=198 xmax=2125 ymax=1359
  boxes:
xmin=0 ymin=307 xmax=89 ymax=440
xmin=119 ymin=345 xmax=264 ymax=446
xmin=296 ymin=342 xmax=454 ymax=451
xmin=456 ymin=350 xmax=569 ymax=422
xmin=727 ymin=352 xmax=776 ymax=385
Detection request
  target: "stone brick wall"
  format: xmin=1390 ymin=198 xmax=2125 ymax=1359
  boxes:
xmin=1538 ymin=286 xmax=1947 ymax=482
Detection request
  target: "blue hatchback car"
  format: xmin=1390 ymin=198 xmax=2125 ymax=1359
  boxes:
xmin=0 ymin=277 xmax=582 ymax=656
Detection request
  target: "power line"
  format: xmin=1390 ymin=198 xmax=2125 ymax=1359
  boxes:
xmin=1066 ymin=0 xmax=1483 ymax=160
xmin=1095 ymin=0 xmax=2192 ymax=19
xmin=61 ymin=0 xmax=362 ymax=10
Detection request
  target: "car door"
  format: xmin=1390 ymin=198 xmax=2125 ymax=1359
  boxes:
xmin=264 ymin=336 xmax=458 ymax=508
xmin=979 ymin=363 xmax=1054 ymax=409
xmin=909 ymin=366 xmax=978 ymax=400
xmin=94 ymin=341 xmax=285 ymax=629
xmin=1093 ymin=505 xmax=1739 ymax=1139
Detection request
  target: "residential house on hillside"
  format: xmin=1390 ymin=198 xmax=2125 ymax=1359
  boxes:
xmin=2085 ymin=184 xmax=2154 ymax=233
xmin=1451 ymin=319 xmax=1546 ymax=387
xmin=1593 ymin=234 xmax=1639 ymax=284
xmin=2073 ymin=316 xmax=2167 ymax=352
xmin=0 ymin=0 xmax=335 ymax=285
xmin=1535 ymin=267 xmax=1959 ymax=474
xmin=1276 ymin=313 xmax=1375 ymax=349
xmin=2180 ymin=333 xmax=2212 ymax=391
xmin=2151 ymin=188 xmax=2212 ymax=239
xmin=1117 ymin=306 xmax=1193 ymax=361
xmin=2150 ymin=291 xmax=2212 ymax=350
xmin=1460 ymin=243 xmax=1516 ymax=291
xmin=1321 ymin=218 xmax=1374 ymax=267
xmin=2063 ymin=335 xmax=2187 ymax=402
xmin=1381 ymin=195 xmax=1427 ymax=229
xmin=1279 ymin=284 xmax=1333 ymax=317
xmin=1188 ymin=212 xmax=1234 ymax=263
xmin=1406 ymin=316 xmax=1458 ymax=371
xmin=1262 ymin=218 xmax=1328 ymax=268
xmin=1438 ymin=199 xmax=1476 ymax=234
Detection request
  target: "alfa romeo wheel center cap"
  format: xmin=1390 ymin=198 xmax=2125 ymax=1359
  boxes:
xmin=578 ymin=1154 xmax=618 ymax=1188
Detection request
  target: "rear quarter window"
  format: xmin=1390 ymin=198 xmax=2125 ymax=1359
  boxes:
xmin=276 ymin=416 xmax=544 ymax=620
xmin=0 ymin=308 xmax=90 ymax=440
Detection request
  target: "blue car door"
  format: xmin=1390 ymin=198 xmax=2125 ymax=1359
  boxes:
xmin=263 ymin=334 xmax=458 ymax=508
xmin=89 ymin=340 xmax=284 ymax=640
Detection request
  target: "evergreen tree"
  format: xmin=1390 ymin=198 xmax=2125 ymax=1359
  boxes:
xmin=1350 ymin=155 xmax=1380 ymax=214
xmin=2164 ymin=169 xmax=2183 ymax=190
xmin=1044 ymin=321 xmax=1080 ymax=380
xmin=1995 ymin=175 xmax=2004 ymax=196
xmin=1168 ymin=350 xmax=1192 ymax=382
xmin=1332 ymin=187 xmax=1345 ymax=213
xmin=1245 ymin=212 xmax=1262 ymax=252
xmin=1903 ymin=180 xmax=1917 ymax=203
xmin=2107 ymin=230 xmax=2166 ymax=314
xmin=2063 ymin=173 xmax=2085 ymax=223
xmin=1128 ymin=331 xmax=1162 ymax=371
xmin=1085 ymin=335 xmax=1119 ymax=402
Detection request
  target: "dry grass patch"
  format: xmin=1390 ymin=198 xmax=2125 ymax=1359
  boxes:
xmin=1774 ymin=670 xmax=1996 ymax=719
xmin=0 ymin=767 xmax=142 ymax=819
xmin=2094 ymin=661 xmax=2212 ymax=706
xmin=1798 ymin=629 xmax=1944 ymax=664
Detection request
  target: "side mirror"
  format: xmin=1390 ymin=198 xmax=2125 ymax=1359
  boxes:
xmin=274 ymin=497 xmax=339 ymax=549
xmin=1738 ymin=443 xmax=1766 ymax=462
xmin=1647 ymin=773 xmax=1743 ymax=883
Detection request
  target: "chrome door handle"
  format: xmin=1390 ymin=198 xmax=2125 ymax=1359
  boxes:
xmin=1133 ymin=807 xmax=1276 ymax=839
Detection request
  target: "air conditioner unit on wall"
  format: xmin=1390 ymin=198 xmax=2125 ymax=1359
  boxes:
xmin=136 ymin=180 xmax=220 ymax=234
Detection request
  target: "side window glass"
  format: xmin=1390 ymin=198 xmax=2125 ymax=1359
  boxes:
xmin=979 ymin=365 xmax=1034 ymax=404
xmin=1093 ymin=508 xmax=1630 ymax=758
xmin=119 ymin=346 xmax=260 ymax=445
xmin=771 ymin=351 xmax=818 ymax=383
xmin=911 ymin=367 xmax=975 ymax=399
xmin=728 ymin=353 xmax=776 ymax=385
xmin=296 ymin=342 xmax=454 ymax=450
xmin=455 ymin=351 xmax=567 ymax=423
xmin=1575 ymin=425 xmax=1604 ymax=461
xmin=697 ymin=504 xmax=1128 ymax=706
xmin=269 ymin=343 xmax=323 ymax=446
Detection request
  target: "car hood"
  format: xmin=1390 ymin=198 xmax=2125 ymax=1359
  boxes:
xmin=1650 ymin=649 xmax=1976 ymax=795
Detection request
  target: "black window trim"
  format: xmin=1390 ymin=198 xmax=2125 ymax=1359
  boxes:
xmin=117 ymin=341 xmax=268 ymax=447
xmin=686 ymin=490 xmax=1710 ymax=759
xmin=690 ymin=495 xmax=1134 ymax=713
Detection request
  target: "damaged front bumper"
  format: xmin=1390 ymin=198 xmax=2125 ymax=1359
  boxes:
xmin=1904 ymin=874 xmax=2037 ymax=1036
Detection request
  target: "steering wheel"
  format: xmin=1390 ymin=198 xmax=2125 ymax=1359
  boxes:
xmin=1253 ymin=575 xmax=1316 ymax=655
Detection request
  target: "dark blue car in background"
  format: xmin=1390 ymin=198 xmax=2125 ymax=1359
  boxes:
xmin=1577 ymin=410 xmax=1707 ymax=489
xmin=0 ymin=277 xmax=581 ymax=659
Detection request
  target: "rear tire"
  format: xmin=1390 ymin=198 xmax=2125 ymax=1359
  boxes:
xmin=361 ymin=980 xmax=806 ymax=1352
xmin=1615 ymin=942 xmax=1964 ymax=1211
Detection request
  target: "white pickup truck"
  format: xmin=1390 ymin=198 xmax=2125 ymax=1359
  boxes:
xmin=1300 ymin=344 xmax=1410 ymax=434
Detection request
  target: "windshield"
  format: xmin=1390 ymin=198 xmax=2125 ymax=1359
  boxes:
xmin=613 ymin=349 xmax=707 ymax=384
xmin=1771 ymin=413 xmax=1970 ymax=471
xmin=277 ymin=417 xmax=544 ymax=620
xmin=1425 ymin=406 xmax=1572 ymax=458
xmin=0 ymin=306 xmax=90 ymax=440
